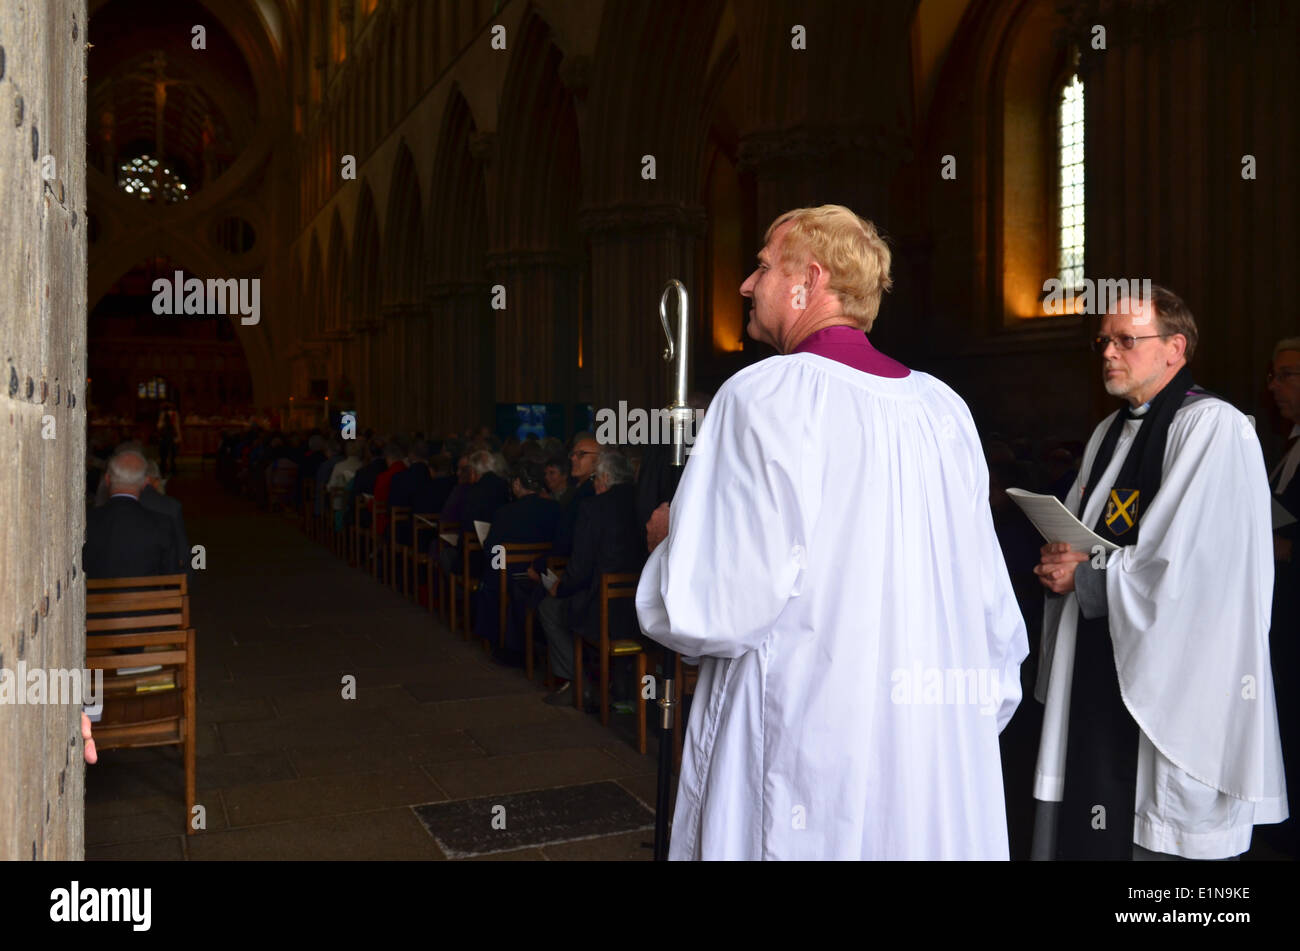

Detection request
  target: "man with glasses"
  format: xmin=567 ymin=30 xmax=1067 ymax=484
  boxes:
xmin=552 ymin=434 xmax=600 ymax=557
xmin=1031 ymin=286 xmax=1287 ymax=860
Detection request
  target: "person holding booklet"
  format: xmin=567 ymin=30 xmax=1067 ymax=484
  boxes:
xmin=1029 ymin=285 xmax=1287 ymax=860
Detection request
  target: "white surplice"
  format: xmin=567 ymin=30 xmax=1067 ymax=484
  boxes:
xmin=1034 ymin=395 xmax=1289 ymax=858
xmin=635 ymin=353 xmax=1029 ymax=860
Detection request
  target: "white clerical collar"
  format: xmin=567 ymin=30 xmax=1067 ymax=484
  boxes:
xmin=110 ymin=493 xmax=139 ymax=501
xmin=1129 ymin=401 xmax=1151 ymax=417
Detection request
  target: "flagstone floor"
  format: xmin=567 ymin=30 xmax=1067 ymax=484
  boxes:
xmin=84 ymin=462 xmax=666 ymax=861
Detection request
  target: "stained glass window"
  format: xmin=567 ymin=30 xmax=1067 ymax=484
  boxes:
xmin=117 ymin=154 xmax=189 ymax=204
xmin=1058 ymin=73 xmax=1085 ymax=289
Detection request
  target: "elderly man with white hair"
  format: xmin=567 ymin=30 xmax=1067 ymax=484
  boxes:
xmin=635 ymin=204 xmax=1028 ymax=859
xmin=536 ymin=448 xmax=646 ymax=707
xmin=83 ymin=449 xmax=178 ymax=578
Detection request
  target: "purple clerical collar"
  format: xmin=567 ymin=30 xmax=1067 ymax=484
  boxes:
xmin=791 ymin=325 xmax=910 ymax=378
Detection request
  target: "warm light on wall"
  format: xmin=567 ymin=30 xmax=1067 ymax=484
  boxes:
xmin=707 ymin=154 xmax=745 ymax=353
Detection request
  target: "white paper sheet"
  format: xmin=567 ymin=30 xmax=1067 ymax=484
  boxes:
xmin=439 ymin=532 xmax=458 ymax=546
xmin=474 ymin=520 xmax=491 ymax=546
xmin=116 ymin=665 xmax=164 ymax=676
xmin=541 ymin=569 xmax=559 ymax=590
xmin=1006 ymin=487 xmax=1119 ymax=553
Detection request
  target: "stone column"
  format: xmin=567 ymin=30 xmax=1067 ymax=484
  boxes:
xmin=428 ymin=281 xmax=491 ymax=434
xmin=485 ymin=250 xmax=581 ymax=408
xmin=581 ymin=202 xmax=707 ymax=416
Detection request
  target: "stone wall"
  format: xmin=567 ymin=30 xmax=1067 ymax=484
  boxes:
xmin=0 ymin=0 xmax=88 ymax=860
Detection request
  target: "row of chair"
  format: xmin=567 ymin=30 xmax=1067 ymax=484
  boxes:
xmin=299 ymin=483 xmax=661 ymax=754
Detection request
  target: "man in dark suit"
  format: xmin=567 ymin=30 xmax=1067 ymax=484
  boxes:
xmin=438 ymin=449 xmax=511 ymax=583
xmin=475 ymin=459 xmax=562 ymax=658
xmin=389 ymin=439 xmax=433 ymax=547
xmin=552 ymin=434 xmax=599 ymax=556
xmin=463 ymin=449 xmax=512 ymax=527
xmin=140 ymin=461 xmax=191 ymax=575
xmin=83 ymin=450 xmax=177 ymax=579
xmin=344 ymin=438 xmax=387 ymax=530
xmin=535 ymin=449 xmax=647 ymax=706
xmin=425 ymin=454 xmax=457 ymax=515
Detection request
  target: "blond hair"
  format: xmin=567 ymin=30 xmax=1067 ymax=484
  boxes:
xmin=765 ymin=205 xmax=893 ymax=331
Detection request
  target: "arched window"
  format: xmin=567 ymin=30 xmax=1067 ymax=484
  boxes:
xmin=1058 ymin=70 xmax=1085 ymax=289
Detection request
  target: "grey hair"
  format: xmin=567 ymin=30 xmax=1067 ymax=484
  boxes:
xmin=468 ymin=449 xmax=496 ymax=476
xmin=108 ymin=450 xmax=148 ymax=488
xmin=595 ymin=449 xmax=634 ymax=487
xmin=1274 ymin=337 xmax=1300 ymax=360
xmin=146 ymin=460 xmax=161 ymax=480
xmin=491 ymin=452 xmax=509 ymax=478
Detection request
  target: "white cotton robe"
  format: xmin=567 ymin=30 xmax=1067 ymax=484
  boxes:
xmin=635 ymin=353 xmax=1029 ymax=860
xmin=1034 ymin=396 xmax=1289 ymax=858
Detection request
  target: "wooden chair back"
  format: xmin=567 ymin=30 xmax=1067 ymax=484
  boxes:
xmin=389 ymin=505 xmax=411 ymax=589
xmin=84 ymin=575 xmax=197 ymax=834
xmin=495 ymin=542 xmax=552 ymax=649
xmin=434 ymin=520 xmax=461 ymax=624
xmin=573 ymin=571 xmax=648 ymax=753
xmin=452 ymin=531 xmax=483 ymax=638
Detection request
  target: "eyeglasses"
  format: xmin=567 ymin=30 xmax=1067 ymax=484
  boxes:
xmin=1090 ymin=333 xmax=1169 ymax=353
xmin=1267 ymin=368 xmax=1300 ymax=385
xmin=570 ymin=450 xmax=598 ymax=458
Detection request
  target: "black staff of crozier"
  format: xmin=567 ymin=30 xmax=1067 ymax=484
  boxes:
xmin=653 ymin=278 xmax=692 ymax=862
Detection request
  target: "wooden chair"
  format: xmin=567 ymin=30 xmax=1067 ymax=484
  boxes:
xmin=389 ymin=505 xmax=412 ymax=593
xmin=370 ymin=497 xmax=389 ymax=582
xmin=85 ymin=575 xmax=197 ymax=835
xmin=412 ymin=513 xmax=438 ymax=611
xmin=449 ymin=531 xmax=482 ymax=639
xmin=352 ymin=494 xmax=372 ymax=570
xmin=524 ymin=555 xmax=567 ymax=683
xmin=493 ymin=542 xmax=552 ymax=650
xmin=432 ymin=520 xmax=461 ymax=625
xmin=573 ymin=572 xmax=648 ymax=754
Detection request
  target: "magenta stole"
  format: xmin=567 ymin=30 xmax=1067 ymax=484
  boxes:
xmin=790 ymin=325 xmax=910 ymax=378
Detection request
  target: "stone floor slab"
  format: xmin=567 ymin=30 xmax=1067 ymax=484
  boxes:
xmin=424 ymin=747 xmax=630 ymax=800
xmin=221 ymin=768 xmax=445 ymax=827
xmin=185 ymin=807 xmax=446 ymax=861
xmin=413 ymin=781 xmax=653 ymax=858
